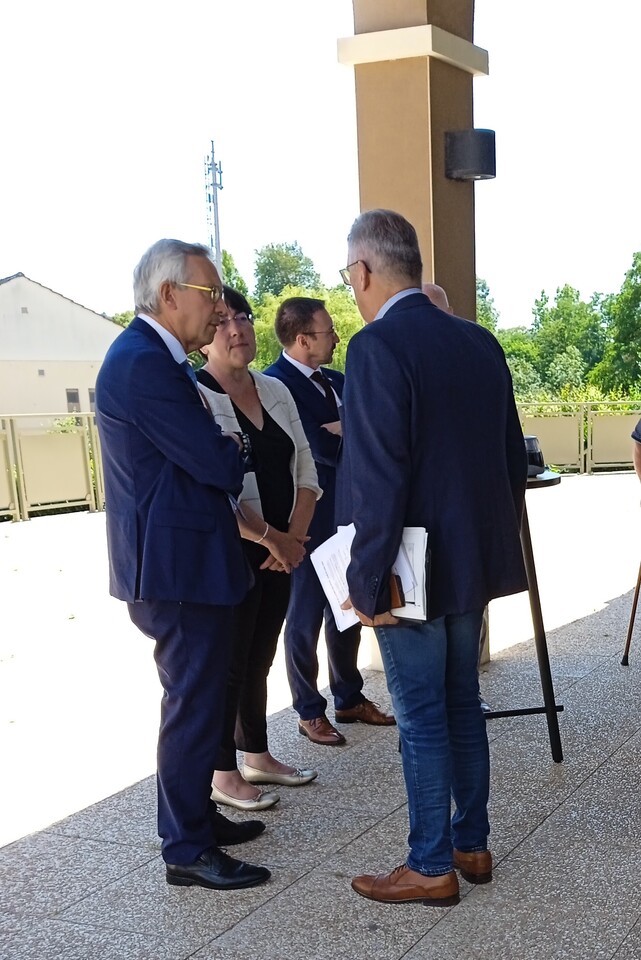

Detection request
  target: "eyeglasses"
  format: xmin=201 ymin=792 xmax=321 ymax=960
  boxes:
xmin=176 ymin=282 xmax=222 ymax=302
xmin=302 ymin=326 xmax=337 ymax=337
xmin=217 ymin=311 xmax=254 ymax=326
xmin=339 ymin=260 xmax=371 ymax=286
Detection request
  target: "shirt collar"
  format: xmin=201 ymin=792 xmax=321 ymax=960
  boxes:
xmin=373 ymin=287 xmax=423 ymax=323
xmin=282 ymin=350 xmax=318 ymax=378
xmin=138 ymin=313 xmax=188 ymax=364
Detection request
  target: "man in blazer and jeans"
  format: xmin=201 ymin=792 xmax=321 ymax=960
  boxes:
xmin=96 ymin=239 xmax=270 ymax=891
xmin=339 ymin=210 xmax=528 ymax=906
xmin=264 ymin=297 xmax=394 ymax=745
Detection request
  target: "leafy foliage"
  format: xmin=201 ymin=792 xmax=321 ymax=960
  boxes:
xmin=476 ymin=278 xmax=498 ymax=333
xmin=111 ymin=310 xmax=134 ymax=327
xmin=531 ymin=285 xmax=606 ymax=382
xmin=590 ymin=253 xmax=641 ymax=392
xmin=221 ymin=250 xmax=248 ymax=297
xmin=253 ymin=242 xmax=320 ymax=300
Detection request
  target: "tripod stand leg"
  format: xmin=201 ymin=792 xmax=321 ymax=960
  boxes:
xmin=621 ymin=560 xmax=641 ymax=666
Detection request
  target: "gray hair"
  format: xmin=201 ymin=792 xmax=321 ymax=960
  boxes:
xmin=347 ymin=209 xmax=423 ymax=286
xmin=133 ymin=239 xmax=213 ymax=314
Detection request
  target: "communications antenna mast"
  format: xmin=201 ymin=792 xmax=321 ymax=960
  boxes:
xmin=204 ymin=140 xmax=223 ymax=277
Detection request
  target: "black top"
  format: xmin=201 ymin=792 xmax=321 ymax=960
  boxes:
xmin=196 ymin=368 xmax=295 ymax=563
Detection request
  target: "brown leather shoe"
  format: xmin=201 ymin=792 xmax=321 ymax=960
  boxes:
xmin=351 ymin=864 xmax=459 ymax=906
xmin=453 ymin=848 xmax=493 ymax=884
xmin=298 ymin=715 xmax=346 ymax=746
xmin=335 ymin=698 xmax=396 ymax=726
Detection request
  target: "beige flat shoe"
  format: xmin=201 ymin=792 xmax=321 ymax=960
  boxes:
xmin=242 ymin=764 xmax=318 ymax=787
xmin=210 ymin=783 xmax=280 ymax=811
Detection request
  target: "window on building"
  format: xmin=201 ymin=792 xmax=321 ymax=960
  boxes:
xmin=66 ymin=389 xmax=81 ymax=413
xmin=88 ymin=388 xmax=96 ymax=412
xmin=38 ymin=369 xmax=45 ymax=377
xmin=21 ymin=306 xmax=28 ymax=314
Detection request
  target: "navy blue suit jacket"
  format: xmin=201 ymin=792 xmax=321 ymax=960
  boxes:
xmin=341 ymin=293 xmax=528 ymax=621
xmin=96 ymin=317 xmax=251 ymax=606
xmin=263 ymin=353 xmax=343 ymax=541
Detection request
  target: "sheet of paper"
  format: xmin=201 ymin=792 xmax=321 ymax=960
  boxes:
xmin=312 ymin=523 xmax=429 ymax=629
xmin=310 ymin=523 xmax=359 ymax=631
xmin=391 ymin=542 xmax=417 ymax=595
xmin=390 ymin=527 xmax=428 ymax=620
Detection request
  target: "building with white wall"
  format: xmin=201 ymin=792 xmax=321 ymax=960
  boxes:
xmin=0 ymin=273 xmax=122 ymax=415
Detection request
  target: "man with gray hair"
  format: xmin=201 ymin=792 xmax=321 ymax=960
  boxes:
xmin=96 ymin=239 xmax=270 ymax=891
xmin=339 ymin=210 xmax=527 ymax=906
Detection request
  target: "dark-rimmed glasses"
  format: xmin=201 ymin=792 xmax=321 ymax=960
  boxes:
xmin=302 ymin=325 xmax=337 ymax=337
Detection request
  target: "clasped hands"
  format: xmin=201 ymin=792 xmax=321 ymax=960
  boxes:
xmin=260 ymin=528 xmax=309 ymax=574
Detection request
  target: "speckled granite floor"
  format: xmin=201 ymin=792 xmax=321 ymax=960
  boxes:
xmin=3 ymin=475 xmax=641 ymax=959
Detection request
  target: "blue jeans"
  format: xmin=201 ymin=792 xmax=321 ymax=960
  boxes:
xmin=375 ymin=610 xmax=489 ymax=876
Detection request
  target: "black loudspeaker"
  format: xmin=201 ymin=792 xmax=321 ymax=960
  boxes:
xmin=445 ymin=129 xmax=496 ymax=181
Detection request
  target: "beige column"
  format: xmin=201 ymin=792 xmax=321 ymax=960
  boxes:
xmin=338 ymin=0 xmax=487 ymax=321
xmin=339 ymin=3 xmax=488 ymax=670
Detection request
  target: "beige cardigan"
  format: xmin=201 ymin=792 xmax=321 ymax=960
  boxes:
xmin=198 ymin=369 xmax=322 ymax=521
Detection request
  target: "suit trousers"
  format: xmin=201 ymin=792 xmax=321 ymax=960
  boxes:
xmin=128 ymin=599 xmax=233 ymax=864
xmin=284 ymin=550 xmax=364 ymax=720
xmin=216 ymin=559 xmax=291 ymax=770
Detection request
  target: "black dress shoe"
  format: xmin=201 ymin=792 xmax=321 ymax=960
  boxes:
xmin=209 ymin=806 xmax=266 ymax=845
xmin=166 ymin=847 xmax=270 ymax=890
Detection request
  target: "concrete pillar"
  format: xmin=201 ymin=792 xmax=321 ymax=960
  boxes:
xmin=338 ymin=0 xmax=487 ymax=321
xmin=338 ymin=2 xmax=489 ymax=668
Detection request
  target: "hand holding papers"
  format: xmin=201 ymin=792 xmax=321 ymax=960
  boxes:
xmin=311 ymin=524 xmax=429 ymax=631
xmin=310 ymin=525 xmax=360 ymax=631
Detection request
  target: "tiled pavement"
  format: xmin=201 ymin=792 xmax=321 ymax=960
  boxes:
xmin=2 ymin=473 xmax=641 ymax=959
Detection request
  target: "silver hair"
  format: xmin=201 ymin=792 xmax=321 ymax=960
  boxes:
xmin=133 ymin=239 xmax=213 ymax=314
xmin=347 ymin=209 xmax=423 ymax=285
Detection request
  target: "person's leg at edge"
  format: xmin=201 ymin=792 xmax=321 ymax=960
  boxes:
xmin=375 ymin=618 xmax=452 ymax=876
xmin=212 ymin=560 xmax=266 ymax=801
xmin=325 ymin=613 xmax=364 ymax=711
xmin=236 ymin=567 xmax=296 ymax=775
xmin=284 ymin=555 xmax=329 ymax=720
xmin=446 ymin=609 xmax=490 ymax=853
xmin=128 ymin=599 xmax=233 ymax=864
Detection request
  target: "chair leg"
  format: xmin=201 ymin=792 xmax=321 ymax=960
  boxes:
xmin=621 ymin=560 xmax=641 ymax=666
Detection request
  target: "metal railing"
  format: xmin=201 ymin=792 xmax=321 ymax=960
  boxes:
xmin=0 ymin=413 xmax=99 ymax=521
xmin=1 ymin=404 xmax=640 ymax=521
xmin=517 ymin=401 xmax=641 ymax=473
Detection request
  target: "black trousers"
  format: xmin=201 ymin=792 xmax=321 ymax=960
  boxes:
xmin=216 ymin=558 xmax=291 ymax=770
xmin=128 ymin=598 xmax=233 ymax=864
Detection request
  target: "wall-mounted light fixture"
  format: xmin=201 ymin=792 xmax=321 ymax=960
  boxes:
xmin=445 ymin=129 xmax=496 ymax=181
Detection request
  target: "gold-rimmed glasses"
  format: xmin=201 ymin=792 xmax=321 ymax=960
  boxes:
xmin=176 ymin=282 xmax=222 ymax=302
xmin=339 ymin=260 xmax=370 ymax=286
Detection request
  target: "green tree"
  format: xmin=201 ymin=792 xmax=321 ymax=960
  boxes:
xmin=476 ymin=278 xmax=498 ymax=332
xmin=546 ymin=345 xmax=585 ymax=393
xmin=221 ymin=249 xmax=248 ymax=297
xmin=590 ymin=253 xmax=641 ymax=392
xmin=253 ymin=242 xmax=320 ymax=300
xmin=496 ymin=326 xmax=539 ymax=369
xmin=506 ymin=356 xmax=542 ymax=400
xmin=531 ymin=285 xmax=606 ymax=383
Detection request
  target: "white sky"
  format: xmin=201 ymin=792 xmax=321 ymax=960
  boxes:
xmin=1 ymin=0 xmax=640 ymax=329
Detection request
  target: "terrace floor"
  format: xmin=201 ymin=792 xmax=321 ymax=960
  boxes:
xmin=2 ymin=472 xmax=641 ymax=959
